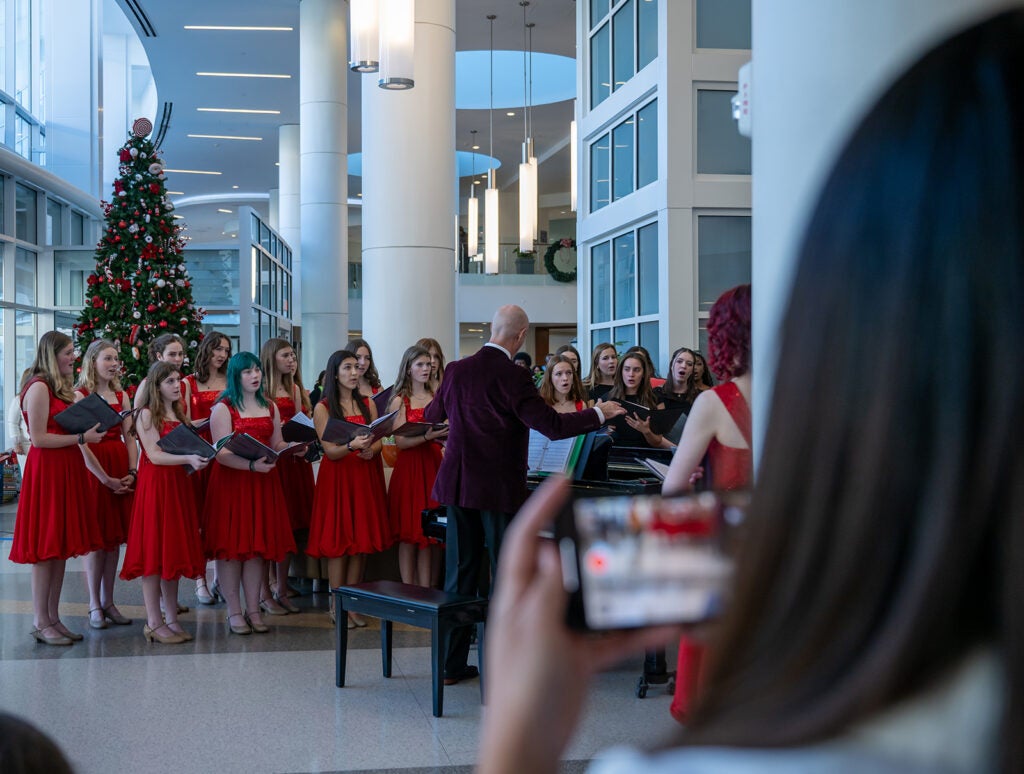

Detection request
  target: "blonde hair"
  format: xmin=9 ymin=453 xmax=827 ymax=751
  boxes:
xmin=259 ymin=337 xmax=311 ymax=415
xmin=75 ymin=339 xmax=123 ymax=393
xmin=139 ymin=361 xmax=189 ymax=433
xmin=26 ymin=331 xmax=75 ymax=403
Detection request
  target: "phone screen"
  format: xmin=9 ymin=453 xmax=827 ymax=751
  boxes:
xmin=557 ymin=492 xmax=747 ymax=630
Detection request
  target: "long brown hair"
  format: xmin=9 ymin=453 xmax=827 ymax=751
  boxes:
xmin=322 ymin=350 xmax=371 ymax=423
xmin=392 ymin=345 xmax=434 ymax=401
xmin=139 ymin=361 xmax=189 ymax=434
xmin=75 ymin=338 xmax=124 ymax=394
xmin=25 ymin=331 xmax=75 ymax=403
xmin=192 ymin=331 xmax=230 ymax=384
xmin=416 ymin=337 xmax=446 ymax=386
xmin=661 ymin=347 xmax=699 ymax=403
xmin=147 ymin=332 xmax=185 ymax=364
xmin=260 ymin=337 xmax=312 ymax=415
xmin=538 ymin=355 xmax=587 ymax=407
xmin=347 ymin=337 xmax=381 ymax=390
xmin=605 ymin=353 xmax=658 ymax=408
xmin=583 ymin=342 xmax=617 ymax=390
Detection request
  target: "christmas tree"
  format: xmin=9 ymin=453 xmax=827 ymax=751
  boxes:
xmin=76 ymin=118 xmax=204 ymax=387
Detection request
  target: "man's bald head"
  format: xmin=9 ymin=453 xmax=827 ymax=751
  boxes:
xmin=490 ymin=305 xmax=530 ymax=349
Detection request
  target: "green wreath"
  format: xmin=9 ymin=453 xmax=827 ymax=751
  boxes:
xmin=544 ymin=238 xmax=578 ymax=283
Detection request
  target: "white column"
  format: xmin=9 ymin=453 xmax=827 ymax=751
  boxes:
xmin=751 ymin=0 xmax=1017 ymax=450
xmin=268 ymin=189 xmax=280 ymax=229
xmin=299 ymin=0 xmax=348 ymax=380
xmin=278 ymin=123 xmax=301 ymax=316
xmin=360 ymin=0 xmax=457 ymax=382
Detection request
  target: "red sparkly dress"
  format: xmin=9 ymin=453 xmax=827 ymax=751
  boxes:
xmin=184 ymin=374 xmax=220 ymax=520
xmin=10 ymin=379 xmax=103 ymax=563
xmin=202 ymin=402 xmax=296 ymax=562
xmin=671 ymin=381 xmax=752 ymax=724
xmin=78 ymin=388 xmax=133 ymax=550
xmin=120 ymin=417 xmax=206 ymax=581
xmin=306 ymin=400 xmax=392 ymax=558
xmin=387 ymin=397 xmax=442 ymax=547
xmin=274 ymin=393 xmax=314 ymax=531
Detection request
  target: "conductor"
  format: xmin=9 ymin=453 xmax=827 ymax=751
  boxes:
xmin=425 ymin=304 xmax=626 ymax=684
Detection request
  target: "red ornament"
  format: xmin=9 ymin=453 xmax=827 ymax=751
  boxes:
xmin=91 ymin=297 xmax=103 ymax=309
xmin=147 ymin=304 xmax=157 ymax=312
xmin=158 ymin=320 xmax=168 ymax=328
xmin=118 ymin=221 xmax=127 ymax=228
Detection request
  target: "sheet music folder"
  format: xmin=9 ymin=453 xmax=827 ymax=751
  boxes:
xmin=528 ymin=430 xmax=606 ymax=481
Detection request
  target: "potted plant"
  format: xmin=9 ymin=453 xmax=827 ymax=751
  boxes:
xmin=514 ymin=248 xmax=536 ymax=274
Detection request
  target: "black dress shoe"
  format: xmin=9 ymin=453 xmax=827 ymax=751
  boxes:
xmin=443 ymin=665 xmax=479 ymax=686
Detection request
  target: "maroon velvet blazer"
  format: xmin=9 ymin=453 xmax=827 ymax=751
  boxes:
xmin=425 ymin=345 xmax=602 ymax=514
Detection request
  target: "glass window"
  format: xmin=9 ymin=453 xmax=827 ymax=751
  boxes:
xmin=15 ymin=247 xmax=36 ymax=305
xmin=696 ymin=0 xmax=752 ymax=50
xmin=15 ymin=0 xmax=31 ymax=108
xmin=590 ymin=0 xmax=610 ymax=29
xmin=184 ymin=249 xmax=241 ymax=308
xmin=54 ymin=311 xmax=77 ymax=338
xmin=591 ymin=241 xmax=611 ymax=324
xmin=15 ymin=310 xmax=36 ymax=379
xmin=638 ymin=222 xmax=658 ymax=315
xmin=591 ymin=328 xmax=611 ymax=355
xmin=639 ymin=321 xmax=659 ymax=368
xmin=590 ymin=22 xmax=611 ymax=108
xmin=46 ymin=199 xmax=63 ymax=245
xmin=15 ymin=183 xmax=36 ymax=242
xmin=54 ymin=251 xmax=94 ymax=306
xmin=260 ymin=253 xmax=272 ymax=309
xmin=637 ymin=0 xmax=658 ymax=70
xmin=70 ymin=211 xmax=85 ymax=245
xmin=590 ymin=133 xmax=611 ymax=212
xmin=15 ymin=114 xmax=30 ymax=159
xmin=697 ymin=89 xmax=752 ymax=174
xmin=0 ymin=177 xmax=5 ymax=234
xmin=612 ymin=0 xmax=635 ymax=92
xmin=697 ymin=215 xmax=751 ymax=312
xmin=613 ymin=323 xmax=635 ymax=352
xmin=613 ymin=232 xmax=636 ymax=319
xmin=637 ymin=99 xmax=658 ymax=188
xmin=612 ymin=117 xmax=634 ymax=201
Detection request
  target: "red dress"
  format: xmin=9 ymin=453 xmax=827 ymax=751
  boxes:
xmin=274 ymin=394 xmax=314 ymax=531
xmin=306 ymin=401 xmax=392 ymax=558
xmin=388 ymin=399 xmax=442 ymax=547
xmin=202 ymin=402 xmax=296 ymax=562
xmin=120 ymin=419 xmax=206 ymax=581
xmin=78 ymin=388 xmax=134 ymax=550
xmin=184 ymin=374 xmax=220 ymax=520
xmin=671 ymin=380 xmax=752 ymax=724
xmin=10 ymin=379 xmax=104 ymax=563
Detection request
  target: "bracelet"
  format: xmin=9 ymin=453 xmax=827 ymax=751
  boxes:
xmin=346 ymin=441 xmax=354 ymax=453
xmin=77 ymin=433 xmax=85 ymax=445
xmin=249 ymin=459 xmax=256 ymax=472
xmin=127 ymin=468 xmax=137 ymax=476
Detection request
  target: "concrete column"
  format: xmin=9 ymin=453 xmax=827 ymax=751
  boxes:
xmin=268 ymin=189 xmax=280 ymax=230
xmin=278 ymin=123 xmax=301 ymax=315
xmin=361 ymin=0 xmax=457 ymax=381
xmin=750 ymin=0 xmax=1018 ymax=450
xmin=299 ymin=0 xmax=349 ymax=380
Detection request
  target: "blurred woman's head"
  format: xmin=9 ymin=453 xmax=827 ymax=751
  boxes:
xmin=707 ymin=284 xmax=751 ymax=381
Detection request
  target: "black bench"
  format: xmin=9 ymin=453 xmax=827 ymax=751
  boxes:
xmin=333 ymin=580 xmax=487 ymax=717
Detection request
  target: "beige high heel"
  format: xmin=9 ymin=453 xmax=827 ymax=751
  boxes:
xmin=143 ymin=624 xmax=186 ymax=644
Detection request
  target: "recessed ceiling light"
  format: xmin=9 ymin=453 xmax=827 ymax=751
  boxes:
xmin=172 ymin=214 xmax=184 ymax=219
xmin=230 ymin=233 xmax=237 ymax=238
xmin=163 ymin=168 xmax=222 ymax=175
xmin=232 ymin=185 xmax=239 ymax=189
xmin=217 ymin=208 xmax=233 ymax=213
xmin=196 ymin=72 xmax=291 ymax=79
xmin=274 ymin=162 xmax=280 ymax=166
xmin=506 ymin=111 xmax=515 ymax=116
xmin=184 ymin=25 xmax=293 ymax=31
xmin=166 ymin=190 xmax=184 ymax=195
xmin=357 ymin=193 xmax=363 ymax=197
xmin=471 ymin=145 xmax=480 ymax=150
xmin=196 ymin=107 xmax=281 ymax=115
xmin=187 ymin=133 xmax=263 ymax=141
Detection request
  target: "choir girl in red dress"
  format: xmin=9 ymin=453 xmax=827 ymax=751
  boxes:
xmin=386 ymin=345 xmax=448 ymax=587
xmin=133 ymin=333 xmax=186 ymax=410
xmin=183 ymin=331 xmax=231 ymax=605
xmin=259 ymin=337 xmax=314 ymax=614
xmin=203 ymin=352 xmax=297 ymax=635
xmin=74 ymin=339 xmax=138 ymax=630
xmin=348 ymin=338 xmax=383 ymax=396
xmin=415 ymin=337 xmax=446 ymax=390
xmin=538 ymin=354 xmax=593 ymax=414
xmin=120 ymin=362 xmax=210 ymax=644
xmin=306 ymin=350 xmax=391 ymax=627
xmin=10 ymin=332 xmax=106 ymax=646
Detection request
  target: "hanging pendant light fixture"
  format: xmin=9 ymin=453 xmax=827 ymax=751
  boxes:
xmin=485 ymin=14 xmax=500 ymax=274
xmin=468 ymin=130 xmax=480 ymax=258
xmin=379 ymin=0 xmax=415 ymax=89
xmin=518 ymin=5 xmax=538 ymax=252
xmin=350 ymin=0 xmax=380 ymax=72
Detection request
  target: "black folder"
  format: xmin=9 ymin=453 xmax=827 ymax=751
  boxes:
xmin=54 ymin=391 xmax=134 ymax=434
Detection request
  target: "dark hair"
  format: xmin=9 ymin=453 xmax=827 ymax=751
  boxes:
xmin=513 ymin=351 xmax=532 ymax=368
xmin=219 ymin=351 xmax=267 ymax=409
xmin=686 ymin=13 xmax=1024 ymax=770
xmin=538 ymin=354 xmax=587 ymax=407
xmin=554 ymin=344 xmax=582 ymax=370
xmin=147 ymin=333 xmax=185 ymax=364
xmin=624 ymin=345 xmax=658 ymax=379
xmin=0 ymin=712 xmax=74 ymax=773
xmin=415 ymin=337 xmax=446 ymax=383
xmin=322 ymin=349 xmax=371 ymax=423
xmin=693 ymin=351 xmax=715 ymax=389
xmin=605 ymin=352 xmax=658 ymax=408
xmin=192 ymin=331 xmax=230 ymax=383
xmin=707 ymin=285 xmax=751 ymax=380
xmin=347 ymin=338 xmax=381 ymax=390
xmin=139 ymin=360 xmax=189 ymax=433
xmin=662 ymin=347 xmax=700 ymax=402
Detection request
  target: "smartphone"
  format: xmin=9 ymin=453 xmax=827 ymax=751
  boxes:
xmin=555 ymin=491 xmax=748 ymax=631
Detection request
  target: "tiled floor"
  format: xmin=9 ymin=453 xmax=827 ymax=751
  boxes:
xmin=0 ymin=502 xmax=680 ymax=773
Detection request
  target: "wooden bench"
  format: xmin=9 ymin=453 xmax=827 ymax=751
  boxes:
xmin=333 ymin=580 xmax=487 ymax=717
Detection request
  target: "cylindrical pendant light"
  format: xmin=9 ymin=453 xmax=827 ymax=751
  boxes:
xmin=468 ymin=130 xmax=480 ymax=258
xmin=518 ymin=146 xmax=537 ymax=253
xmin=379 ymin=0 xmax=414 ymax=89
xmin=570 ymin=116 xmax=578 ymax=212
xmin=484 ymin=15 xmax=500 ymax=274
xmin=350 ymin=0 xmax=380 ymax=72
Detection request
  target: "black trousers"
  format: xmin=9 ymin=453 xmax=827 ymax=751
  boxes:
xmin=443 ymin=505 xmax=513 ymax=675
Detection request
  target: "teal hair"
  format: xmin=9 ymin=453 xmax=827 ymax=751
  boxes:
xmin=219 ymin=351 xmax=268 ymax=408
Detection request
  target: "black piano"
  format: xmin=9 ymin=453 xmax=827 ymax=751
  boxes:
xmin=422 ymin=431 xmax=668 ymax=540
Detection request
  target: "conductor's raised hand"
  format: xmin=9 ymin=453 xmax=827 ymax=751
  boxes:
xmin=478 ymin=476 xmax=677 ymax=774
